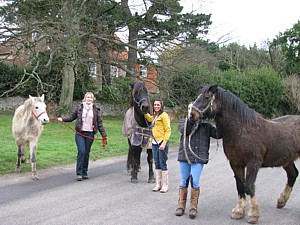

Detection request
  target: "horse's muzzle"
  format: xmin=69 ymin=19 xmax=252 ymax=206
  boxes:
xmin=189 ymin=110 xmax=201 ymax=122
xmin=140 ymin=102 xmax=149 ymax=114
xmin=141 ymin=104 xmax=149 ymax=114
xmin=41 ymin=118 xmax=50 ymax=125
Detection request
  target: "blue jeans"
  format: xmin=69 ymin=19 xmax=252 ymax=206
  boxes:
xmin=75 ymin=132 xmax=94 ymax=176
xmin=179 ymin=161 xmax=204 ymax=188
xmin=152 ymin=141 xmax=169 ymax=171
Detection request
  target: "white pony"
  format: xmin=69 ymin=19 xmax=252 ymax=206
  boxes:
xmin=12 ymin=94 xmax=49 ymax=180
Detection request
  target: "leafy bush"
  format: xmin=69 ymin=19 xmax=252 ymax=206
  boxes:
xmin=0 ymin=62 xmax=24 ymax=96
xmin=169 ymin=66 xmax=283 ymax=118
xmin=214 ymin=68 xmax=284 ymax=117
xmin=169 ymin=65 xmax=212 ymax=107
xmin=97 ymin=77 xmax=134 ymax=108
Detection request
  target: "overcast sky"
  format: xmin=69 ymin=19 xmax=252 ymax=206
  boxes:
xmin=184 ymin=0 xmax=300 ymax=46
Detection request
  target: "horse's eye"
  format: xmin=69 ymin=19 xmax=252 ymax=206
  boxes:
xmin=35 ymin=106 xmax=39 ymax=109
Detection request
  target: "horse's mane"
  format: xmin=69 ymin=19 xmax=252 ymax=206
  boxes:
xmin=216 ymin=87 xmax=258 ymax=124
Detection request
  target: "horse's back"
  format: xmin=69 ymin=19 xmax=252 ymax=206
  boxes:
xmin=122 ymin=107 xmax=134 ymax=138
xmin=12 ymin=105 xmax=26 ymax=136
xmin=272 ymin=115 xmax=300 ymax=125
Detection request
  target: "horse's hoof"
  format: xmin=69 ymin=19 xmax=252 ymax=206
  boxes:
xmin=247 ymin=216 xmax=259 ymax=224
xmin=230 ymin=208 xmax=244 ymax=220
xmin=15 ymin=168 xmax=20 ymax=173
xmin=277 ymin=198 xmax=286 ymax=208
xmin=131 ymin=178 xmax=138 ymax=183
xmin=32 ymin=174 xmax=38 ymax=181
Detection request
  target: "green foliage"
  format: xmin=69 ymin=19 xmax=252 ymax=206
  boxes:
xmin=169 ymin=65 xmax=212 ymax=107
xmin=98 ymin=77 xmax=134 ymax=108
xmin=217 ymin=43 xmax=271 ymax=72
xmin=214 ymin=68 xmax=284 ymax=117
xmin=271 ymin=21 xmax=300 ymax=76
xmin=169 ymin=65 xmax=283 ymax=118
xmin=0 ymin=62 xmax=23 ymax=96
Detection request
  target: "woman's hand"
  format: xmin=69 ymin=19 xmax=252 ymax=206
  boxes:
xmin=159 ymin=144 xmax=165 ymax=151
xmin=102 ymin=136 xmax=108 ymax=147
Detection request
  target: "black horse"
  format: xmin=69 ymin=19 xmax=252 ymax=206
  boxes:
xmin=123 ymin=82 xmax=155 ymax=183
xmin=190 ymin=84 xmax=300 ymax=224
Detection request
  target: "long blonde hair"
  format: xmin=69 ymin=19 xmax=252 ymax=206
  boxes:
xmin=83 ymin=92 xmax=95 ymax=102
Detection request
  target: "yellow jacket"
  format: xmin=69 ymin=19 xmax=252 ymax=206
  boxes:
xmin=145 ymin=112 xmax=171 ymax=146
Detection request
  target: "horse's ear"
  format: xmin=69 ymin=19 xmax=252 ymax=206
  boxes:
xmin=41 ymin=94 xmax=44 ymax=101
xmin=209 ymin=84 xmax=218 ymax=93
xmin=29 ymin=95 xmax=33 ymax=100
xmin=130 ymin=82 xmax=135 ymax=89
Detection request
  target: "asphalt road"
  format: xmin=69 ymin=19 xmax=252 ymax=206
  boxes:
xmin=1 ymin=140 xmax=300 ymax=225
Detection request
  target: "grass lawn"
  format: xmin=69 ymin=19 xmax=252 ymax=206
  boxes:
xmin=0 ymin=111 xmax=180 ymax=175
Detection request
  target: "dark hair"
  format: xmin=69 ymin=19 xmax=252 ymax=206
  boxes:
xmin=153 ymin=98 xmax=164 ymax=115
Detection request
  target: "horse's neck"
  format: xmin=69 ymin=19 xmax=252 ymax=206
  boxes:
xmin=215 ymin=111 xmax=240 ymax=131
xmin=134 ymin=107 xmax=147 ymax=127
xmin=216 ymin=110 xmax=256 ymax=138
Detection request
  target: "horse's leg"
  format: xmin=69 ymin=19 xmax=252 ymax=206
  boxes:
xmin=29 ymin=141 xmax=38 ymax=180
xmin=20 ymin=145 xmax=26 ymax=163
xmin=244 ymin=161 xmax=261 ymax=224
xmin=147 ymin=148 xmax=155 ymax=183
xmin=229 ymin=161 xmax=246 ymax=221
xmin=277 ymin=162 xmax=299 ymax=208
xmin=131 ymin=146 xmax=142 ymax=183
xmin=127 ymin=139 xmax=133 ymax=173
xmin=16 ymin=144 xmax=23 ymax=173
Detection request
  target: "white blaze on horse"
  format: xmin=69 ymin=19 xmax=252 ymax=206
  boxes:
xmin=12 ymin=94 xmax=49 ymax=180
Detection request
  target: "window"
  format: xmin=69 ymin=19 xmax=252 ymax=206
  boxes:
xmin=110 ymin=65 xmax=118 ymax=77
xmin=90 ymin=63 xmax=97 ymax=77
xmin=139 ymin=65 xmax=147 ymax=77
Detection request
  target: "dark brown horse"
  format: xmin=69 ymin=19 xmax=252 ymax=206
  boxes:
xmin=189 ymin=84 xmax=300 ymax=224
xmin=123 ymin=82 xmax=154 ymax=183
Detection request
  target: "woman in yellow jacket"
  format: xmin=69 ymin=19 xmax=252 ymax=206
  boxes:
xmin=145 ymin=98 xmax=171 ymax=193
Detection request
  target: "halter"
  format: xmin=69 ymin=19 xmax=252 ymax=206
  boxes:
xmin=183 ymin=94 xmax=218 ymax=163
xmin=191 ymin=94 xmax=215 ymax=117
xmin=134 ymin=97 xmax=148 ymax=107
xmin=32 ymin=111 xmax=46 ymax=120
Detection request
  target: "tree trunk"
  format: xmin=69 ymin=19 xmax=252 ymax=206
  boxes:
xmin=127 ymin=25 xmax=138 ymax=78
xmin=121 ymin=0 xmax=138 ymax=78
xmin=59 ymin=61 xmax=75 ymax=114
xmin=102 ymin=64 xmax=111 ymax=84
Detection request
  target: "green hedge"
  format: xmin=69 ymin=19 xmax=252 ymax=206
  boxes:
xmin=169 ymin=66 xmax=284 ymax=118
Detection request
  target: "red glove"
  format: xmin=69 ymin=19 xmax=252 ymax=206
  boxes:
xmin=102 ymin=136 xmax=107 ymax=147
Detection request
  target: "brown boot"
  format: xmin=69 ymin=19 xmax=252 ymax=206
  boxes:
xmin=152 ymin=169 xmax=162 ymax=192
xmin=160 ymin=170 xmax=169 ymax=193
xmin=175 ymin=187 xmax=188 ymax=216
xmin=189 ymin=188 xmax=200 ymax=219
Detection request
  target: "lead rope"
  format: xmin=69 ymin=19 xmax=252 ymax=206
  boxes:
xmin=50 ymin=118 xmax=107 ymax=147
xmin=183 ymin=117 xmax=220 ymax=164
